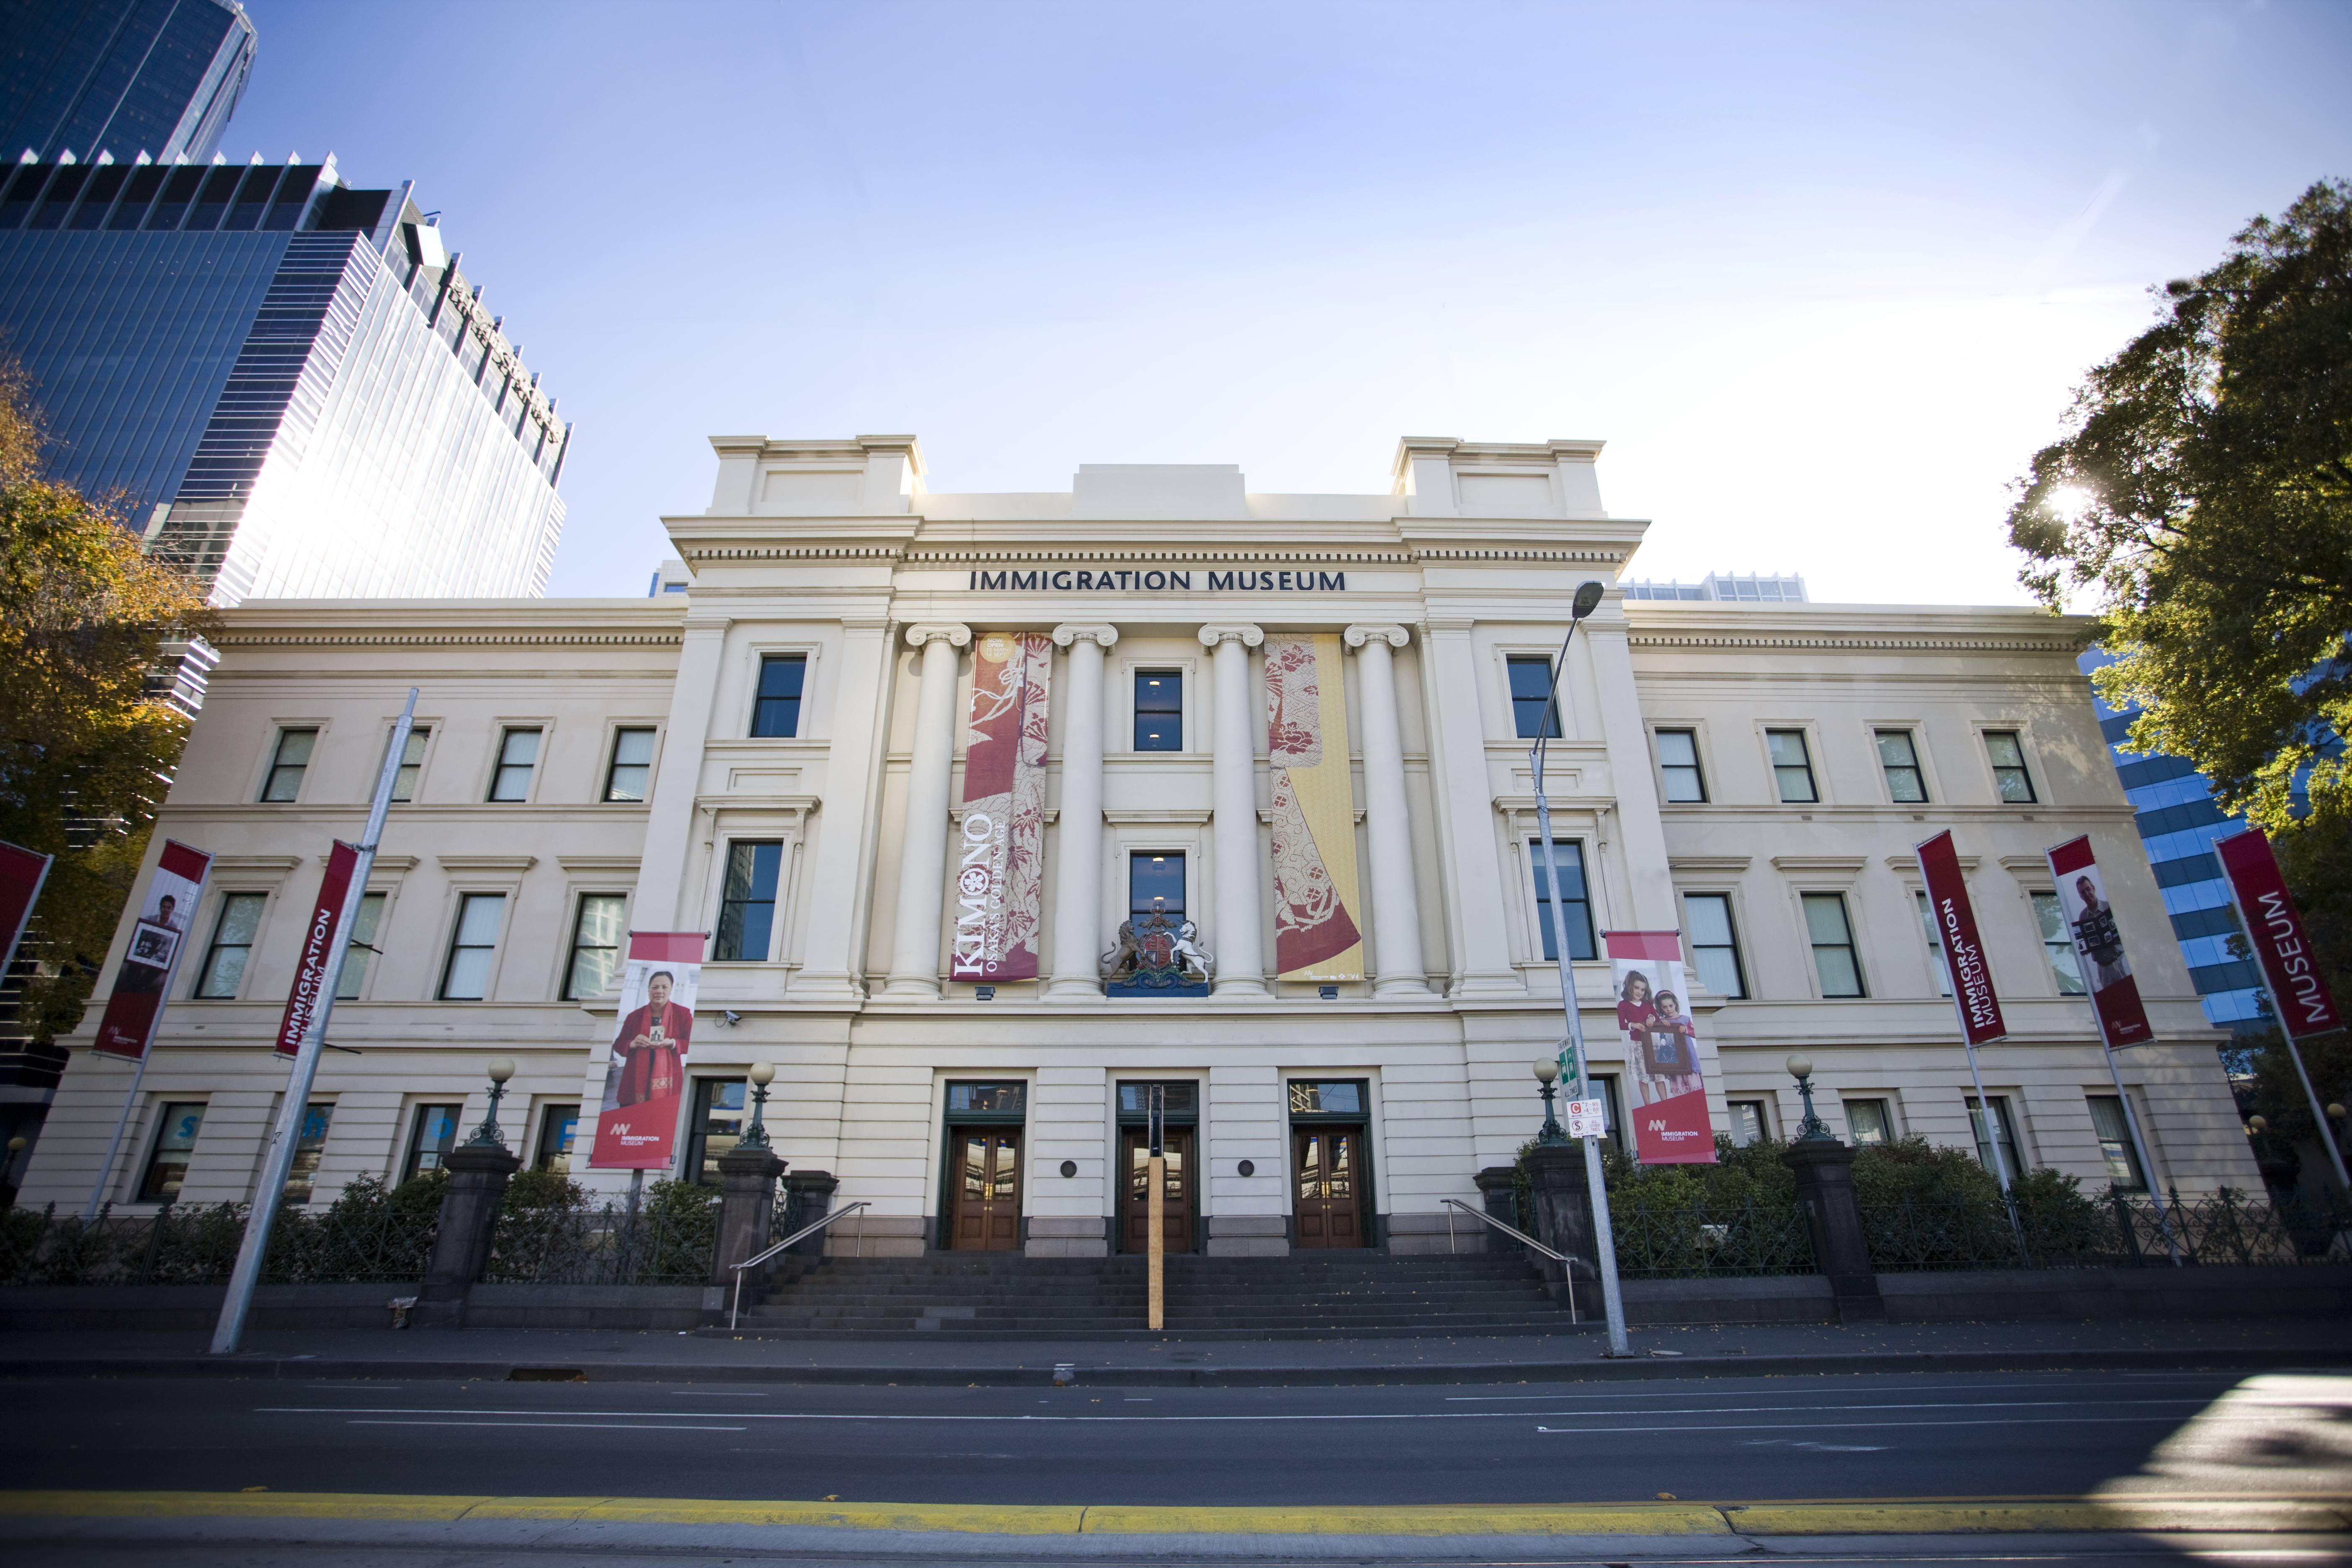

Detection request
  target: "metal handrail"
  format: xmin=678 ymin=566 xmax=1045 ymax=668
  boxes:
xmin=728 ymin=1200 xmax=870 ymax=1331
xmin=1443 ymin=1198 xmax=1577 ymax=1323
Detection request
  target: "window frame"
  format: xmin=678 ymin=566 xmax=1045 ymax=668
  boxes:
xmin=1653 ymin=727 xmax=1708 ymax=804
xmin=1982 ymin=727 xmax=2038 ymax=805
xmin=1725 ymin=1099 xmax=1770 ymax=1148
xmin=1801 ymin=890 xmax=1866 ymax=998
xmin=562 ymin=892 xmax=629 ymax=999
xmin=438 ymin=891 xmax=508 ymax=1001
xmin=334 ymin=889 xmax=389 ymax=1001
xmin=135 ymin=1100 xmax=207 ymax=1203
xmin=192 ymin=891 xmax=269 ymax=1000
xmin=683 ymin=1077 xmax=749 ymax=1186
xmin=1525 ymin=838 xmax=1596 ymax=963
xmin=1964 ymin=1093 xmax=2024 ymax=1177
xmin=388 ymin=723 xmax=432 ymax=804
xmin=1505 ymin=654 xmax=1562 ymax=740
xmin=2029 ymin=888 xmax=2089 ymax=995
xmin=1131 ymin=668 xmax=1184 ymax=753
xmin=259 ymin=726 xmax=320 ymax=803
xmin=534 ymin=1102 xmax=582 ymax=1174
xmin=713 ymin=841 xmax=784 ymax=963
xmin=281 ymin=1100 xmax=335 ymax=1204
xmin=1129 ymin=849 xmax=1188 ymax=922
xmin=2086 ymin=1094 xmax=2148 ymax=1191
xmin=487 ymin=726 xmax=544 ymax=802
xmin=750 ymin=652 xmax=809 ymax=739
xmin=1842 ymin=1096 xmax=1895 ymax=1146
xmin=1680 ymin=891 xmax=1747 ymax=999
xmin=1913 ymin=887 xmax=1955 ymax=997
xmin=602 ymin=726 xmax=658 ymax=803
xmin=1765 ymin=727 xmax=1819 ymax=804
xmin=399 ymin=1102 xmax=464 ymax=1185
xmin=1874 ymin=727 xmax=1928 ymax=804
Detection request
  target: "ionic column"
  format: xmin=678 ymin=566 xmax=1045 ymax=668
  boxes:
xmin=884 ymin=622 xmax=970 ymax=998
xmin=1046 ymin=623 xmax=1118 ymax=999
xmin=1345 ymin=624 xmax=1430 ymax=997
xmin=1199 ymin=623 xmax=1267 ymax=997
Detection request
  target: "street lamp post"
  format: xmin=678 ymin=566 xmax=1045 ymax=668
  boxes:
xmin=740 ymin=1061 xmax=775 ymax=1151
xmin=1532 ymin=1059 xmax=1567 ymax=1146
xmin=1530 ymin=577 xmax=1629 ymax=1356
xmin=1785 ymin=1054 xmax=1836 ymax=1143
xmin=464 ymin=1058 xmax=516 ymax=1150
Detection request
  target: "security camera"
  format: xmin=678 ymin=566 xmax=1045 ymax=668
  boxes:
xmin=722 ymin=1010 xmax=743 ymax=1026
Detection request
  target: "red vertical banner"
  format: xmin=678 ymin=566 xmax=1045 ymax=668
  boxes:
xmin=0 ymin=839 xmax=54 ymax=983
xmin=588 ymin=931 xmax=704 ymax=1171
xmin=1605 ymin=929 xmax=1717 ymax=1164
xmin=1917 ymin=830 xmax=2007 ymax=1046
xmin=954 ymin=632 xmax=1052 ymax=982
xmin=94 ymin=840 xmax=214 ymax=1060
xmin=2045 ymin=836 xmax=2155 ymax=1049
xmin=2216 ymin=829 xmax=2342 ymax=1040
xmin=274 ymin=841 xmax=359 ymax=1059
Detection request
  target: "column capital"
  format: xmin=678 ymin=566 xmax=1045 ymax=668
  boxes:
xmin=1343 ymin=623 xmax=1410 ymax=650
xmin=905 ymin=622 xmax=971 ymax=650
xmin=1051 ymin=623 xmax=1120 ymax=650
xmin=1197 ymin=622 xmax=1264 ymax=650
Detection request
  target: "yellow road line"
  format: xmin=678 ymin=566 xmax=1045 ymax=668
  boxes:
xmin=0 ymin=1489 xmax=2339 ymax=1535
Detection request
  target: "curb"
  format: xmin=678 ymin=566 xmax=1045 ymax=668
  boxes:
xmin=0 ymin=1343 xmax=2346 ymax=1386
xmin=0 ymin=1488 xmax=2342 ymax=1537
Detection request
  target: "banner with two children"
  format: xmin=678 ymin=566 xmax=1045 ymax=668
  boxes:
xmin=1604 ymin=929 xmax=1717 ymax=1164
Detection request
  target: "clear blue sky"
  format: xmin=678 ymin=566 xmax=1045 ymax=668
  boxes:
xmin=226 ymin=0 xmax=2352 ymax=604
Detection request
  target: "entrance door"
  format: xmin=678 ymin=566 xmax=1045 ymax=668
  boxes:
xmin=949 ymin=1130 xmax=1022 ymax=1250
xmin=1292 ymin=1126 xmax=1367 ymax=1248
xmin=1119 ymin=1127 xmax=1194 ymax=1254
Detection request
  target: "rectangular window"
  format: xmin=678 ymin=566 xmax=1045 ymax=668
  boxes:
xmin=1130 ymin=851 xmax=1184 ymax=919
xmin=1654 ymin=729 xmax=1707 ymax=802
xmin=389 ymin=725 xmax=429 ymax=802
xmin=283 ymin=1102 xmax=333 ymax=1204
xmin=535 ymin=1104 xmax=581 ymax=1174
xmin=947 ymin=1082 xmax=1029 ymax=1116
xmin=1726 ymin=1100 xmax=1769 ymax=1148
xmin=400 ymin=1103 xmax=462 ymax=1184
xmin=1844 ymin=1098 xmax=1892 ymax=1145
xmin=1876 ymin=729 xmax=1927 ymax=802
xmin=1767 ymin=729 xmax=1817 ymax=803
xmin=563 ymin=893 xmax=627 ymax=998
xmin=684 ymin=1078 xmax=747 ymax=1186
xmin=751 ymin=653 xmax=806 ymax=738
xmin=2031 ymin=890 xmax=2088 ymax=994
xmin=1133 ymin=670 xmax=1182 ymax=751
xmin=334 ymin=891 xmax=386 ymax=1000
xmin=1914 ymin=889 xmax=1954 ymax=997
xmin=1986 ymin=730 xmax=2037 ymax=803
xmin=193 ymin=892 xmax=266 ymax=999
xmin=714 ymin=842 xmax=782 ymax=962
xmin=1287 ymin=1080 xmax=1365 ymax=1117
xmin=1507 ymin=656 xmax=1560 ymax=739
xmin=1527 ymin=840 xmax=1595 ymax=962
xmin=1587 ymin=1073 xmax=1624 ymax=1156
xmin=438 ymin=893 xmax=505 ymax=1000
xmin=1965 ymin=1094 xmax=2022 ymax=1178
xmin=2086 ymin=1095 xmax=2147 ymax=1191
xmin=1682 ymin=893 xmax=1746 ymax=999
xmin=488 ymin=727 xmax=540 ymax=801
xmin=1803 ymin=892 xmax=1865 ymax=997
xmin=604 ymin=727 xmax=655 ymax=802
xmin=136 ymin=1102 xmax=206 ymax=1202
xmin=260 ymin=728 xmax=316 ymax=802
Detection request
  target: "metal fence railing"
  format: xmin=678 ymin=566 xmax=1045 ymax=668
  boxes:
xmin=1860 ymin=1185 xmax=2348 ymax=1272
xmin=1606 ymin=1191 xmax=1819 ymax=1278
xmin=0 ymin=1178 xmax=438 ymax=1287
xmin=482 ymin=1182 xmax=719 ymax=1287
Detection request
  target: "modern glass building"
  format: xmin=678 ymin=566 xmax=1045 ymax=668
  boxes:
xmin=1621 ymin=571 xmax=1808 ymax=603
xmin=0 ymin=152 xmax=569 ymax=601
xmin=0 ymin=0 xmax=256 ymax=166
xmin=2078 ymin=650 xmax=2266 ymax=1036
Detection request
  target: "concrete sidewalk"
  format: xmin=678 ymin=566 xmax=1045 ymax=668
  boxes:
xmin=2 ymin=1316 xmax=2345 ymax=1386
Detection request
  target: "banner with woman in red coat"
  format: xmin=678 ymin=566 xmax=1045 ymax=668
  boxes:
xmin=589 ymin=931 xmax=704 ymax=1171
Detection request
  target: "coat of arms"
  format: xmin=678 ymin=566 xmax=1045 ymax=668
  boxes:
xmin=1101 ymin=903 xmax=1214 ymax=997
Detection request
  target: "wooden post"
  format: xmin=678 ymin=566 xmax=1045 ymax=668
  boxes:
xmin=1148 ymin=1153 xmax=1165 ymax=1330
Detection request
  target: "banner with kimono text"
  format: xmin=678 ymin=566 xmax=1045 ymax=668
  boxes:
xmin=94 ymin=839 xmax=213 ymax=1060
xmin=588 ymin=931 xmax=704 ymax=1171
xmin=273 ymin=840 xmax=358 ymax=1059
xmin=954 ymin=632 xmax=1052 ymax=982
xmin=1605 ymin=928 xmax=1717 ymax=1164
xmin=1264 ymin=632 xmax=1363 ymax=980
xmin=2045 ymin=836 xmax=2155 ymax=1049
xmin=2216 ymin=829 xmax=2343 ymax=1040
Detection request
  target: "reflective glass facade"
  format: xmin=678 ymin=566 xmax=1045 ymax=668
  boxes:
xmin=0 ymin=0 xmax=256 ymax=165
xmin=0 ymin=155 xmax=568 ymax=603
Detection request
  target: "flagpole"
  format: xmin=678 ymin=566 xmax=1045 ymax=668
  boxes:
xmin=83 ymin=1051 xmax=151 ymax=1220
xmin=210 ymin=690 xmax=415 ymax=1356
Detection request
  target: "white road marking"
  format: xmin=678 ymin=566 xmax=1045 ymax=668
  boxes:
xmin=348 ymin=1420 xmax=746 ymax=1431
xmin=1446 ymin=1376 xmax=2220 ymax=1402
xmin=1534 ymin=1415 xmax=2225 ymax=1435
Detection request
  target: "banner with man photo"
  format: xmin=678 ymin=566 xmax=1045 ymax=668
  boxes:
xmin=953 ymin=632 xmax=1052 ymax=983
xmin=2045 ymin=836 xmax=2154 ymax=1050
xmin=1604 ymin=928 xmax=1716 ymax=1164
xmin=94 ymin=840 xmax=214 ymax=1060
xmin=588 ymin=931 xmax=704 ymax=1171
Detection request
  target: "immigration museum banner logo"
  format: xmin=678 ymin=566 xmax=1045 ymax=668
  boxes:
xmin=955 ymin=632 xmax=1052 ymax=981
xmin=1264 ymin=632 xmax=1363 ymax=980
xmin=1606 ymin=929 xmax=1717 ymax=1165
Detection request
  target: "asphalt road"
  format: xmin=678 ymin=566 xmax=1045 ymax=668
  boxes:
xmin=1 ymin=1365 xmax=2334 ymax=1507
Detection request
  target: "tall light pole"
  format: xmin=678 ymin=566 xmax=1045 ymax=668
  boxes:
xmin=1532 ymin=579 xmax=1628 ymax=1356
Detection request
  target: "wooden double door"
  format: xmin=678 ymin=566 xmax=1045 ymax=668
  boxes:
xmin=949 ymin=1129 xmax=1022 ymax=1250
xmin=1292 ymin=1125 xmax=1368 ymax=1248
xmin=1118 ymin=1127 xmax=1194 ymax=1253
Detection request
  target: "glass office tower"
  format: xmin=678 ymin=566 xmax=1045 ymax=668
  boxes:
xmin=0 ymin=152 xmax=569 ymax=601
xmin=0 ymin=0 xmax=257 ymax=166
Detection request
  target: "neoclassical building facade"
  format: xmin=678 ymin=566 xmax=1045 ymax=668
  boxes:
xmin=20 ymin=436 xmax=2260 ymax=1253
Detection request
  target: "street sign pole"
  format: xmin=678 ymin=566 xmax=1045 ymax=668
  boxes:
xmin=211 ymin=690 xmax=415 ymax=1356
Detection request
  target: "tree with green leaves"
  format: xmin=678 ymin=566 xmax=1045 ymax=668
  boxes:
xmin=0 ymin=359 xmax=215 ymax=1044
xmin=2006 ymin=180 xmax=2351 ymax=1137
